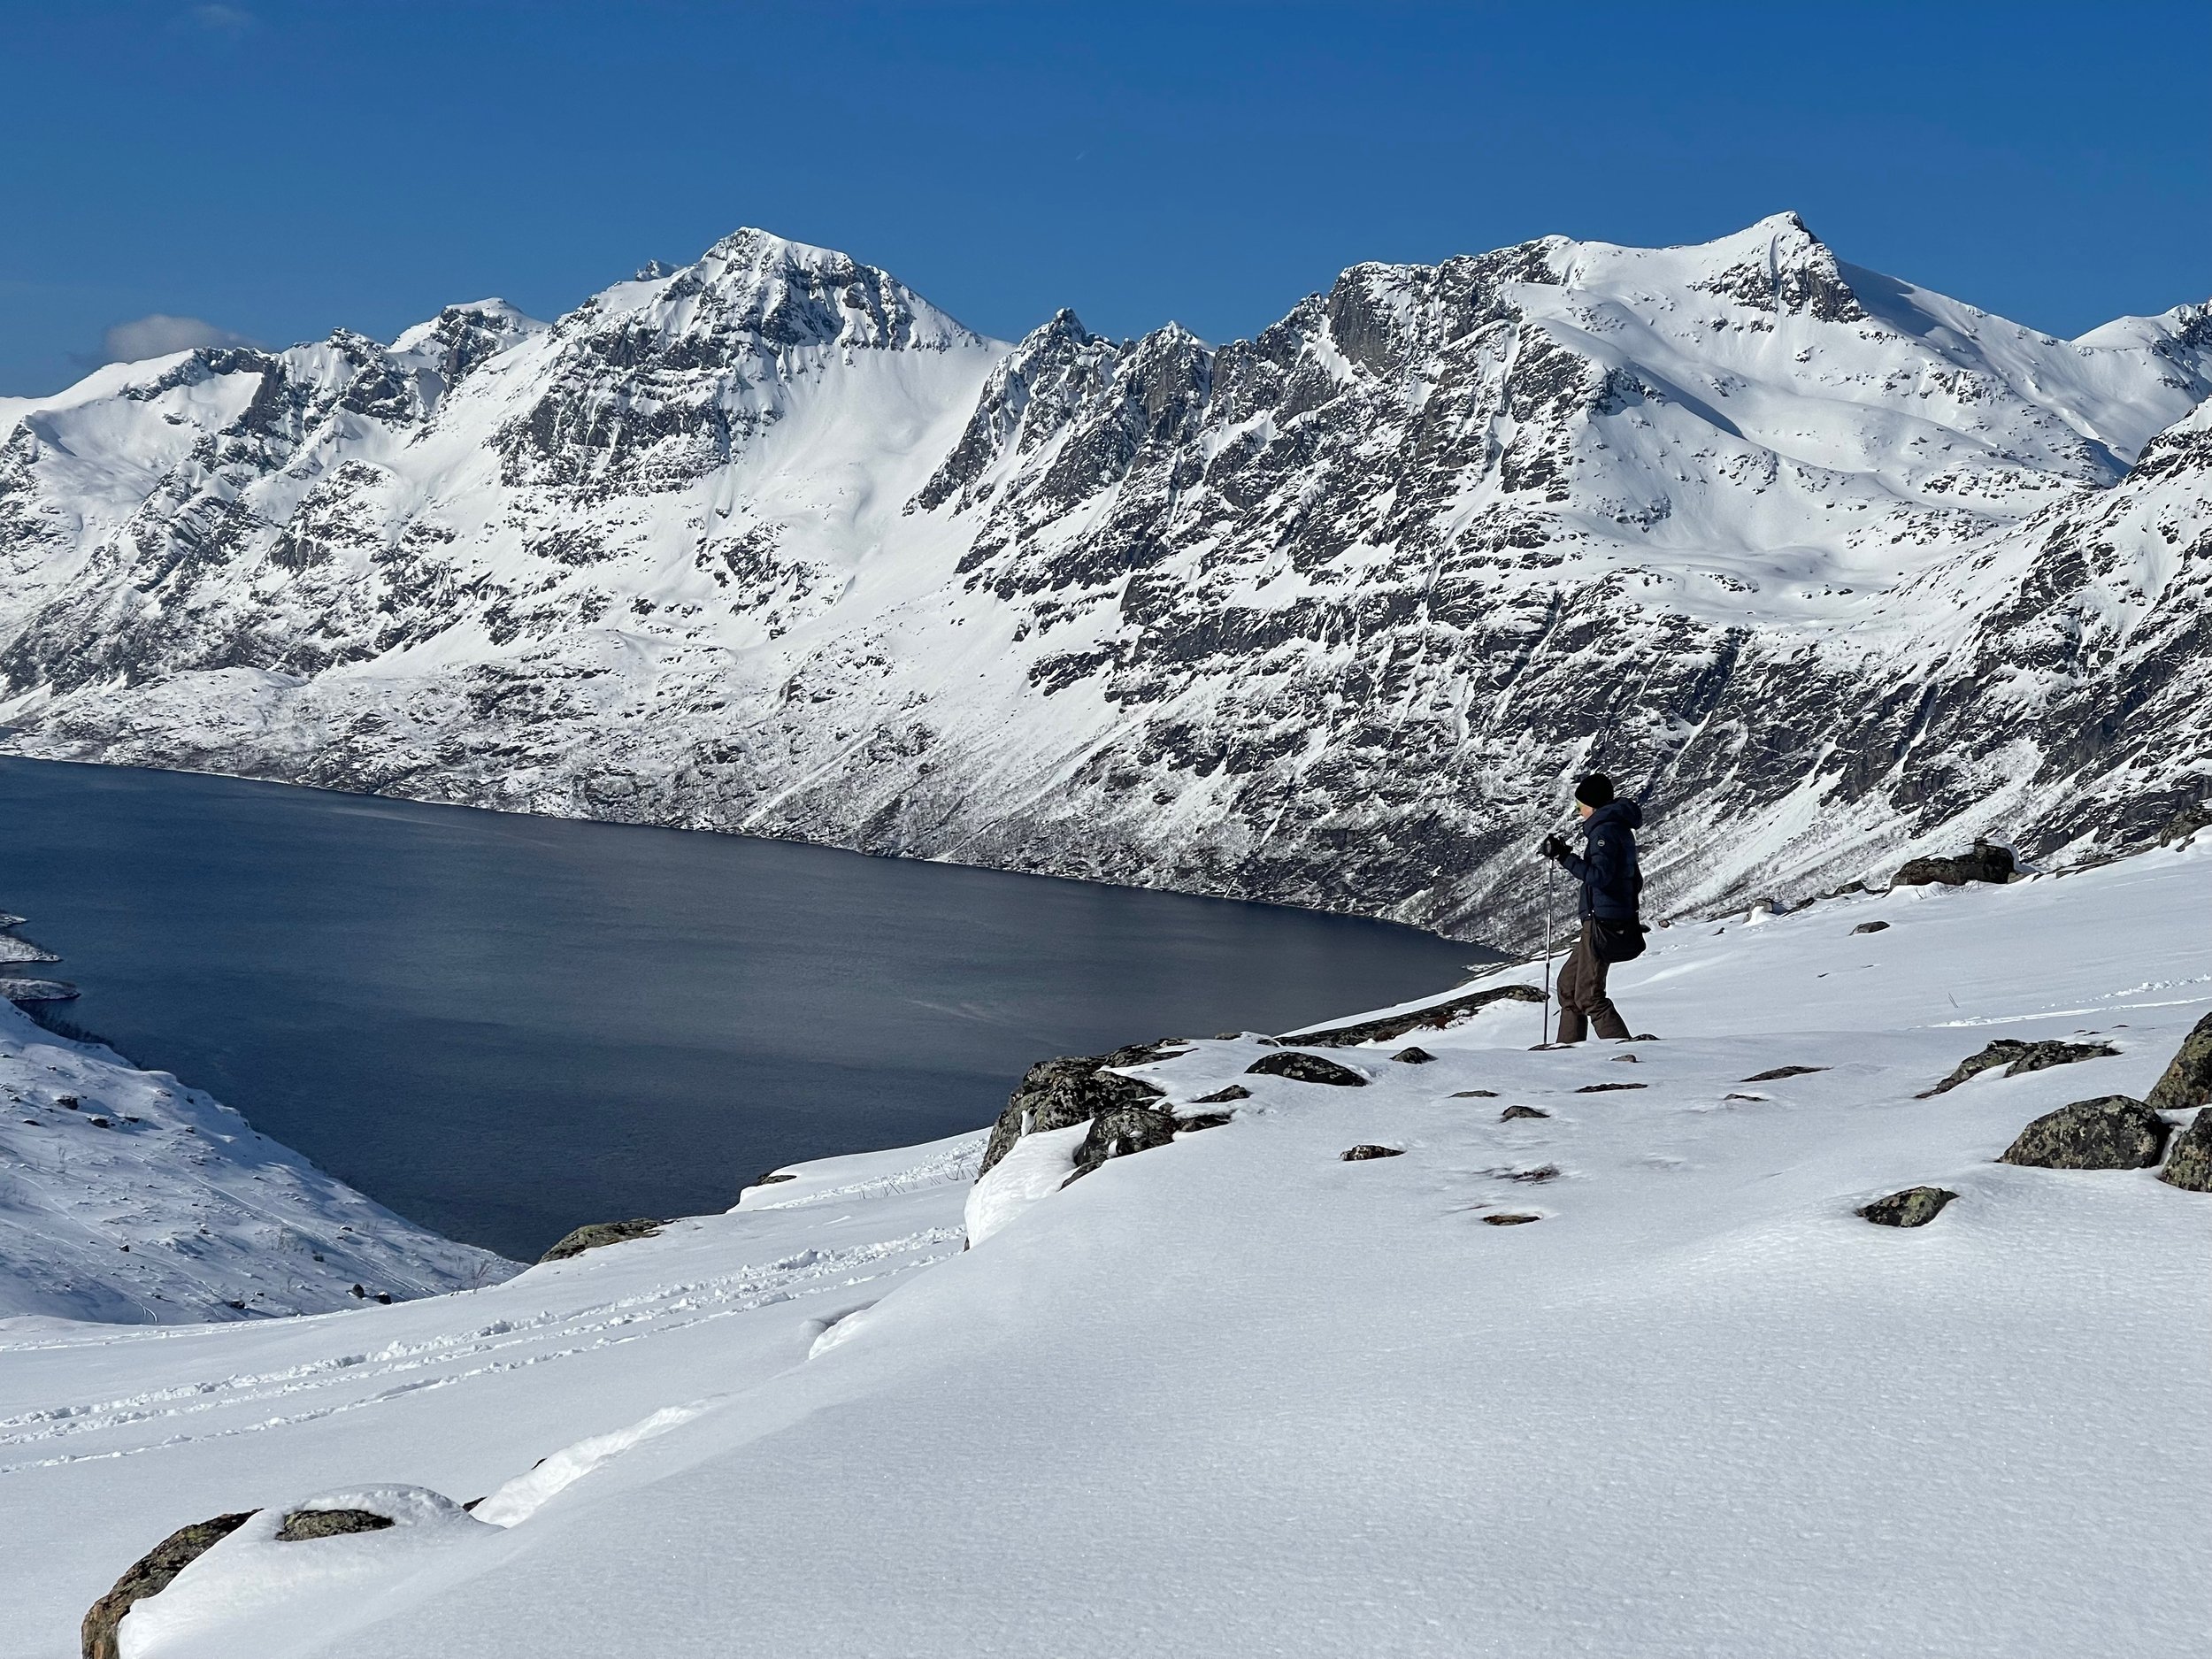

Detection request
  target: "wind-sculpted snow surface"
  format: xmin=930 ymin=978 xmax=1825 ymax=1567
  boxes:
xmin=0 ymin=1001 xmax=516 ymax=1324
xmin=4 ymin=844 xmax=2208 ymax=1658
xmin=4 ymin=218 xmax=2211 ymax=938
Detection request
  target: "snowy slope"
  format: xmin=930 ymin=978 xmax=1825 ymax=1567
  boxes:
xmin=4 ymin=840 xmax=2206 ymax=1658
xmin=3 ymin=218 xmax=2210 ymax=941
xmin=0 ymin=998 xmax=516 ymax=1325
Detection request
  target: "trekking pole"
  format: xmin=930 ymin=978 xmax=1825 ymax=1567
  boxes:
xmin=1541 ymin=849 xmax=1555 ymax=1046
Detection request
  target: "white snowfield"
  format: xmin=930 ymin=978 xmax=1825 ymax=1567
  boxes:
xmin=0 ymin=1002 xmax=515 ymax=1326
xmin=4 ymin=843 xmax=2208 ymax=1657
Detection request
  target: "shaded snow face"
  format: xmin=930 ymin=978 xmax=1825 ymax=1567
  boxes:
xmin=3 ymin=214 xmax=2210 ymax=941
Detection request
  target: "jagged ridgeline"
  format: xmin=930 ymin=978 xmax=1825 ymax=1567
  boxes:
xmin=2 ymin=217 xmax=2208 ymax=941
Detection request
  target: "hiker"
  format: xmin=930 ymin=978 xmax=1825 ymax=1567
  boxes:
xmin=1539 ymin=774 xmax=1646 ymax=1043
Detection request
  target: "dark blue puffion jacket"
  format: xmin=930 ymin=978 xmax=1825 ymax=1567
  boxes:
xmin=1559 ymin=799 xmax=1644 ymax=921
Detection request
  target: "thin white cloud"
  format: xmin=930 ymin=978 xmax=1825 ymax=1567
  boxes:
xmin=188 ymin=4 xmax=255 ymax=33
xmin=101 ymin=314 xmax=261 ymax=365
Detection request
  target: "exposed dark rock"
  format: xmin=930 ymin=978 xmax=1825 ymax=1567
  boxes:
xmin=2157 ymin=802 xmax=2212 ymax=847
xmin=1290 ymin=984 xmax=1543 ymax=1048
xmin=1500 ymin=1104 xmax=1549 ymax=1120
xmin=83 ymin=1511 xmax=257 ymax=1659
xmin=2159 ymin=1110 xmax=2212 ymax=1192
xmin=1190 ymin=1084 xmax=1251 ymax=1104
xmin=750 ymin=1171 xmax=797 ymax=1188
xmin=1610 ymin=1053 xmax=1640 ymax=1064
xmin=275 ymin=1508 xmax=396 ymax=1542
xmin=1892 ymin=841 xmax=2015 ymax=888
xmin=1391 ymin=1046 xmax=1437 ymax=1064
xmin=1742 ymin=1065 xmax=1828 ymax=1082
xmin=2146 ymin=1011 xmax=2212 ymax=1111
xmin=1573 ymin=1081 xmax=1646 ymax=1093
xmin=1173 ymin=1111 xmax=1233 ymax=1132
xmin=539 ymin=1218 xmax=663 ymax=1262
xmin=1067 ymin=1103 xmax=1184 ymax=1181
xmin=1340 ymin=1144 xmax=1404 ymax=1161
xmin=981 ymin=1053 xmax=1167 ymax=1176
xmin=1452 ymin=1088 xmax=1499 ymax=1099
xmin=1481 ymin=1212 xmax=1541 ymax=1225
xmin=1852 ymin=920 xmax=1890 ymax=933
xmin=1919 ymin=1039 xmax=2117 ymax=1097
xmin=1998 ymin=1096 xmax=2169 ymax=1169
xmin=1244 ymin=1051 xmax=1369 ymax=1087
xmin=1504 ymin=1164 xmax=1560 ymax=1183
xmin=1857 ymin=1186 xmax=1957 ymax=1227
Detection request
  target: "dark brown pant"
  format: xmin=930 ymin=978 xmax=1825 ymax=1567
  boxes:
xmin=1555 ymin=918 xmax=1631 ymax=1043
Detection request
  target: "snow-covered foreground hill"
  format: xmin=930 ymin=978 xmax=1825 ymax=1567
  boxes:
xmin=0 ymin=999 xmax=515 ymax=1325
xmin=4 ymin=217 xmax=2209 ymax=941
xmin=7 ymin=841 xmax=2208 ymax=1657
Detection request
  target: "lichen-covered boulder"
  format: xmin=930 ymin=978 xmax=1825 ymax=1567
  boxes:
xmin=1857 ymin=1187 xmax=1957 ymax=1227
xmin=82 ymin=1512 xmax=256 ymax=1659
xmin=1066 ymin=1104 xmax=1182 ymax=1182
xmin=539 ymin=1218 xmax=662 ymax=1262
xmin=2157 ymin=802 xmax=2212 ymax=847
xmin=2159 ymin=1110 xmax=2212 ymax=1192
xmin=1893 ymin=841 xmax=2014 ymax=888
xmin=1998 ymin=1096 xmax=2168 ymax=1169
xmin=275 ymin=1507 xmax=396 ymax=1541
xmin=980 ymin=1051 xmax=1170 ymax=1176
xmin=2146 ymin=1011 xmax=2212 ymax=1112
xmin=1921 ymin=1038 xmax=2117 ymax=1097
xmin=1244 ymin=1050 xmax=1369 ymax=1087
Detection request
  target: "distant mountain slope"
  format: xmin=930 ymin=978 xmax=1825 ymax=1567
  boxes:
xmin=0 ymin=1000 xmax=515 ymax=1325
xmin=3 ymin=217 xmax=2208 ymax=940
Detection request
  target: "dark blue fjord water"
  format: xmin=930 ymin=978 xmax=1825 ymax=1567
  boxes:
xmin=0 ymin=757 xmax=1486 ymax=1261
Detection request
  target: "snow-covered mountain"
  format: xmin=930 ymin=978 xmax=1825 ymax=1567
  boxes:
xmin=9 ymin=839 xmax=2208 ymax=1658
xmin=4 ymin=217 xmax=2209 ymax=939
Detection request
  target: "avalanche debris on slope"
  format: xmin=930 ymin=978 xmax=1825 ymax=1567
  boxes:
xmin=5 ymin=841 xmax=2206 ymax=1659
xmin=3 ymin=217 xmax=2211 ymax=941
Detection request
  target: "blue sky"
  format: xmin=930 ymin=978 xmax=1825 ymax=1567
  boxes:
xmin=4 ymin=1 xmax=2208 ymax=395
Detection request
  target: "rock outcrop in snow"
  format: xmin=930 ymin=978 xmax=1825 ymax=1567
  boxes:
xmin=4 ymin=217 xmax=2210 ymax=940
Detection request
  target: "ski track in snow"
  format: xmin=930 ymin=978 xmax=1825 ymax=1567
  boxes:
xmin=0 ymin=1227 xmax=964 ymax=1471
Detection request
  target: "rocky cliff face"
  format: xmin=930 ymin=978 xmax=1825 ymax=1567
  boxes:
xmin=3 ymin=216 xmax=2208 ymax=942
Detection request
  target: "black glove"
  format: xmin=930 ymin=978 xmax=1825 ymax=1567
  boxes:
xmin=1540 ymin=833 xmax=1570 ymax=863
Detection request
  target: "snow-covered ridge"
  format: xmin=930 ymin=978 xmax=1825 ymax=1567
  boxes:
xmin=3 ymin=215 xmax=2210 ymax=941
xmin=0 ymin=912 xmax=514 ymax=1326
xmin=9 ymin=836 xmax=2206 ymax=1658
xmin=0 ymin=995 xmax=517 ymax=1325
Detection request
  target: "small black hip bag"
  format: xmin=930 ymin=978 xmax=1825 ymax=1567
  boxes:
xmin=1592 ymin=914 xmax=1648 ymax=963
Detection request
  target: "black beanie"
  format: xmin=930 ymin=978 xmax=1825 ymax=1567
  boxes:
xmin=1574 ymin=773 xmax=1615 ymax=809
